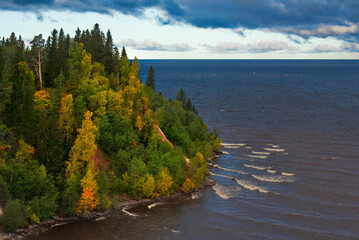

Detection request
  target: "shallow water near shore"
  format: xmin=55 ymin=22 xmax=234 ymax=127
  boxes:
xmin=28 ymin=60 xmax=359 ymax=240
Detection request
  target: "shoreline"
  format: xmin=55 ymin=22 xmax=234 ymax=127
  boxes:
xmin=0 ymin=153 xmax=219 ymax=240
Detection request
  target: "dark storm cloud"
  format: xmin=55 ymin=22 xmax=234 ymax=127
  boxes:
xmin=1 ymin=0 xmax=359 ymax=39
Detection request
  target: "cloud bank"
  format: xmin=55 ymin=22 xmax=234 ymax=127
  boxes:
xmin=206 ymin=39 xmax=298 ymax=53
xmin=1 ymin=0 xmax=359 ymax=40
xmin=118 ymin=39 xmax=194 ymax=52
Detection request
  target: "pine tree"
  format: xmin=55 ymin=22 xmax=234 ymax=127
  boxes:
xmin=104 ymin=29 xmax=114 ymax=74
xmin=119 ymin=47 xmax=130 ymax=87
xmin=176 ymin=88 xmax=186 ymax=105
xmin=145 ymin=65 xmax=155 ymax=89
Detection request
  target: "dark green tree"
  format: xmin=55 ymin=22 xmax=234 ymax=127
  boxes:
xmin=146 ymin=65 xmax=155 ymax=89
xmin=119 ymin=47 xmax=130 ymax=87
xmin=176 ymin=88 xmax=186 ymax=105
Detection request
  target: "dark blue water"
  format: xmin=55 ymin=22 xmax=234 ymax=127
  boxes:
xmin=30 ymin=60 xmax=359 ymax=240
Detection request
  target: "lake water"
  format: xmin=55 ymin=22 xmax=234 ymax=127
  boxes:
xmin=29 ymin=60 xmax=359 ymax=240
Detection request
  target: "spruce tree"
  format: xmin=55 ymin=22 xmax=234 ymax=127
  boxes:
xmin=146 ymin=65 xmax=155 ymax=89
xmin=119 ymin=47 xmax=130 ymax=87
xmin=176 ymin=88 xmax=186 ymax=106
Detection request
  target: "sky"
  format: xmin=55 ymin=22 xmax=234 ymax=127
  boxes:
xmin=1 ymin=0 xmax=359 ymax=59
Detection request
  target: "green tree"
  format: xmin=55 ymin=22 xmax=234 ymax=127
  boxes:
xmin=119 ymin=47 xmax=130 ymax=87
xmin=0 ymin=199 xmax=27 ymax=232
xmin=146 ymin=65 xmax=155 ymax=89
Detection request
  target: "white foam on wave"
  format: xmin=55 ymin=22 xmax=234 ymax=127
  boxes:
xmin=282 ymin=172 xmax=295 ymax=176
xmin=267 ymin=169 xmax=276 ymax=174
xmin=267 ymin=144 xmax=280 ymax=148
xmin=211 ymin=164 xmax=247 ymax=175
xmin=264 ymin=148 xmax=286 ymax=152
xmin=212 ymin=184 xmax=232 ymax=199
xmin=244 ymin=146 xmax=252 ymax=149
xmin=252 ymin=151 xmax=270 ymax=155
xmin=233 ymin=157 xmax=255 ymax=162
xmin=244 ymin=154 xmax=268 ymax=159
xmin=222 ymin=143 xmax=246 ymax=146
xmin=148 ymin=202 xmax=163 ymax=209
xmin=222 ymin=151 xmax=230 ymax=155
xmin=122 ymin=207 xmax=139 ymax=217
xmin=191 ymin=193 xmax=201 ymax=199
xmin=244 ymin=164 xmax=270 ymax=170
xmin=222 ymin=146 xmax=241 ymax=149
xmin=235 ymin=179 xmax=268 ymax=193
xmin=252 ymin=174 xmax=294 ymax=183
xmin=171 ymin=230 xmax=180 ymax=233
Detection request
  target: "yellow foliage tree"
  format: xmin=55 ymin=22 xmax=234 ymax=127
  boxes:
xmin=66 ymin=111 xmax=98 ymax=177
xmin=156 ymin=168 xmax=173 ymax=196
xmin=78 ymin=164 xmax=99 ymax=215
xmin=59 ymin=94 xmax=75 ymax=142
xmin=142 ymin=174 xmax=156 ymax=198
xmin=181 ymin=178 xmax=195 ymax=193
xmin=34 ymin=90 xmax=52 ymax=113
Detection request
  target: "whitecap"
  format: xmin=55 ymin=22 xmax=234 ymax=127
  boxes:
xmin=222 ymin=151 xmax=230 ymax=155
xmin=252 ymin=174 xmax=294 ymax=183
xmin=267 ymin=144 xmax=280 ymax=148
xmin=222 ymin=143 xmax=246 ymax=147
xmin=263 ymin=148 xmax=286 ymax=152
xmin=212 ymin=184 xmax=232 ymax=199
xmin=282 ymin=172 xmax=295 ymax=176
xmin=252 ymin=151 xmax=270 ymax=155
xmin=235 ymin=179 xmax=268 ymax=193
xmin=148 ymin=202 xmax=163 ymax=209
xmin=244 ymin=154 xmax=268 ymax=159
xmin=171 ymin=230 xmax=180 ymax=233
xmin=244 ymin=164 xmax=270 ymax=170
xmin=244 ymin=146 xmax=252 ymax=149
xmin=267 ymin=169 xmax=276 ymax=174
xmin=213 ymin=165 xmax=247 ymax=175
xmin=222 ymin=146 xmax=241 ymax=149
xmin=122 ymin=207 xmax=139 ymax=217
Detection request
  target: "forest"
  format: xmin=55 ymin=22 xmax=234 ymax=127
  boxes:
xmin=0 ymin=24 xmax=220 ymax=232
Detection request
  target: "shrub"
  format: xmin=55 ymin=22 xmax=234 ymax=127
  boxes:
xmin=0 ymin=199 xmax=27 ymax=232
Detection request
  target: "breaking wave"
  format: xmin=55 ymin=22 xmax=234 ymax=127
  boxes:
xmin=122 ymin=207 xmax=139 ymax=217
xmin=267 ymin=144 xmax=280 ymax=148
xmin=282 ymin=172 xmax=295 ymax=176
xmin=235 ymin=179 xmax=268 ymax=193
xmin=244 ymin=154 xmax=268 ymax=159
xmin=264 ymin=148 xmax=286 ymax=152
xmin=244 ymin=164 xmax=270 ymax=170
xmin=148 ymin=202 xmax=163 ymax=209
xmin=209 ymin=163 xmax=247 ymax=175
xmin=252 ymin=151 xmax=271 ymax=155
xmin=252 ymin=174 xmax=294 ymax=183
xmin=212 ymin=184 xmax=232 ymax=199
xmin=267 ymin=169 xmax=276 ymax=174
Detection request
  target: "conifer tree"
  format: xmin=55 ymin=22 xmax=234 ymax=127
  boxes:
xmin=176 ymin=88 xmax=186 ymax=105
xmin=104 ymin=29 xmax=114 ymax=74
xmin=146 ymin=65 xmax=155 ymax=89
xmin=119 ymin=47 xmax=130 ymax=87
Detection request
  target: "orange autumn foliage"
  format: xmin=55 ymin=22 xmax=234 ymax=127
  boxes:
xmin=77 ymin=187 xmax=99 ymax=215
